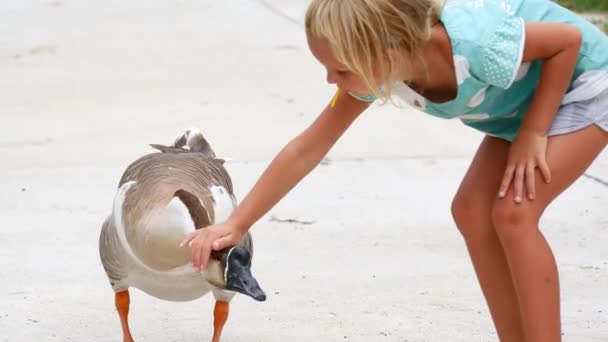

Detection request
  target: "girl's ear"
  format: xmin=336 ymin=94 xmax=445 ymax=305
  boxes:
xmin=381 ymin=48 xmax=402 ymax=80
xmin=383 ymin=48 xmax=401 ymax=65
xmin=383 ymin=48 xmax=416 ymax=81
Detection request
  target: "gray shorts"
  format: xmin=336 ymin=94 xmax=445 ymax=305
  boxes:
xmin=548 ymin=88 xmax=608 ymax=136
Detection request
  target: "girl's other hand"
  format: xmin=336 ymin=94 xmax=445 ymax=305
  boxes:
xmin=498 ymin=130 xmax=552 ymax=203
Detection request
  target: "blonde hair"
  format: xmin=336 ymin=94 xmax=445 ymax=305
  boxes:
xmin=305 ymin=0 xmax=443 ymax=101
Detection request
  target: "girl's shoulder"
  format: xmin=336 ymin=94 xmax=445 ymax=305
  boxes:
xmin=441 ymin=0 xmax=608 ymax=86
xmin=439 ymin=0 xmax=524 ymax=43
xmin=440 ymin=0 xmax=527 ymax=89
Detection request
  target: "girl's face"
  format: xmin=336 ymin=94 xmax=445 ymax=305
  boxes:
xmin=307 ymin=36 xmax=375 ymax=97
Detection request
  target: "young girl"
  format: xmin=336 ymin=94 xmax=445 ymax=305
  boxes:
xmin=181 ymin=0 xmax=608 ymax=340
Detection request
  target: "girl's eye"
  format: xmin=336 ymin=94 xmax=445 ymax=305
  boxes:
xmin=337 ymin=70 xmax=349 ymax=76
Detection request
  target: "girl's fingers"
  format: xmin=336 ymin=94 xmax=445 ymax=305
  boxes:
xmin=199 ymin=240 xmax=213 ymax=271
xmin=514 ymin=165 xmax=525 ymax=203
xmin=499 ymin=164 xmax=516 ymax=198
xmin=525 ymin=161 xmax=536 ymax=200
xmin=212 ymin=235 xmax=232 ymax=251
xmin=213 ymin=230 xmax=242 ymax=251
xmin=179 ymin=231 xmax=197 ymax=247
xmin=538 ymin=158 xmax=552 ymax=183
xmin=192 ymin=240 xmax=202 ymax=270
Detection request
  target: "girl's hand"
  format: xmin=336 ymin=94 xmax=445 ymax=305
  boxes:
xmin=179 ymin=222 xmax=246 ymax=271
xmin=498 ymin=130 xmax=551 ymax=203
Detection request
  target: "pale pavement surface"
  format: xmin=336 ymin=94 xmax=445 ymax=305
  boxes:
xmin=1 ymin=1 xmax=606 ymax=341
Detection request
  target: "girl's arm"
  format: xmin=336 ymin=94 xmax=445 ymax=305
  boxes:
xmin=183 ymin=91 xmax=370 ymax=270
xmin=498 ymin=22 xmax=582 ymax=202
xmin=518 ymin=22 xmax=582 ymax=135
xmin=228 ymin=92 xmax=369 ymax=232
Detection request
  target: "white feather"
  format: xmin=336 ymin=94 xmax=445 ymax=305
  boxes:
xmin=185 ymin=127 xmax=202 ymax=148
xmin=113 ymin=181 xmax=193 ymax=277
xmin=210 ymin=185 xmax=235 ymax=224
xmin=145 ymin=196 xmax=195 ymax=239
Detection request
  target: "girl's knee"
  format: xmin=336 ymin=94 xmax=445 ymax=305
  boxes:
xmin=491 ymin=200 xmax=540 ymax=243
xmin=451 ymin=194 xmax=491 ymax=239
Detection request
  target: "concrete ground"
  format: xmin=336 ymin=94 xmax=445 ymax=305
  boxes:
xmin=1 ymin=1 xmax=606 ymax=341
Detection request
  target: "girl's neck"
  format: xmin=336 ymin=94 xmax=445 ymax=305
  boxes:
xmin=401 ymin=22 xmax=458 ymax=104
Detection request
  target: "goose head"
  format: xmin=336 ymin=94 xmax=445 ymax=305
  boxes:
xmin=209 ymin=246 xmax=266 ymax=301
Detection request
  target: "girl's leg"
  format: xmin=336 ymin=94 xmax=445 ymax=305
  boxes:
xmin=451 ymin=135 xmax=525 ymax=342
xmin=492 ymin=124 xmax=608 ymax=342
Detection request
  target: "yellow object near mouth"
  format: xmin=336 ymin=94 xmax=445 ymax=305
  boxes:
xmin=330 ymin=88 xmax=341 ymax=108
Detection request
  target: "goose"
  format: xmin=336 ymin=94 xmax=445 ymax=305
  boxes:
xmin=99 ymin=128 xmax=266 ymax=342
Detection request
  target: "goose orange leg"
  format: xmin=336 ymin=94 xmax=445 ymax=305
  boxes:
xmin=212 ymin=301 xmax=229 ymax=342
xmin=115 ymin=290 xmax=134 ymax=342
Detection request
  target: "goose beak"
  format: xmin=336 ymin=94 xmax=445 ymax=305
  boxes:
xmin=225 ymin=247 xmax=266 ymax=301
